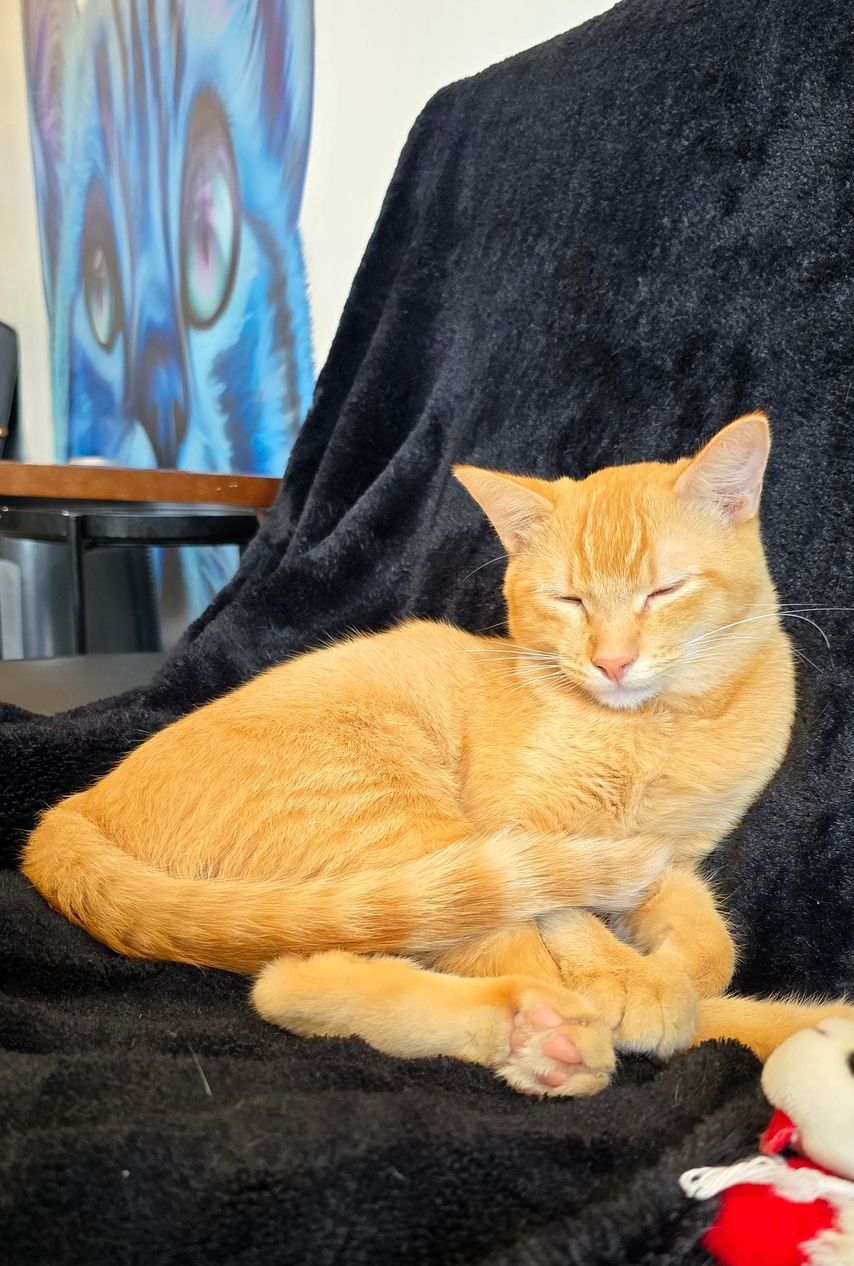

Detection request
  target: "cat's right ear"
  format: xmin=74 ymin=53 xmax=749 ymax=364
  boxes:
xmin=675 ymin=413 xmax=771 ymax=525
xmin=22 ymin=0 xmax=72 ymax=305
xmin=453 ymin=466 xmax=555 ymax=554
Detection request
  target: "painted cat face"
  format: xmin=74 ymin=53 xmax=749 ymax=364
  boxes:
xmin=24 ymin=0 xmax=314 ymax=475
xmin=456 ymin=414 xmax=777 ymax=711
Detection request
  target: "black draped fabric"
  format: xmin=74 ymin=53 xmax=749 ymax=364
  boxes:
xmin=3 ymin=0 xmax=854 ymax=1260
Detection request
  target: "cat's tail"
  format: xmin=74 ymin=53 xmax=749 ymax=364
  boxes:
xmin=21 ymin=798 xmax=665 ymax=974
xmin=696 ymin=994 xmax=854 ymax=1060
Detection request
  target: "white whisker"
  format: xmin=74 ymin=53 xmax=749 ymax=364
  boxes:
xmin=791 ymin=647 xmax=822 ymax=674
xmin=468 ymin=644 xmax=558 ymax=663
xmin=458 ymin=554 xmax=507 ymax=585
xmin=750 ymin=603 xmax=854 ymax=611
xmin=688 ymin=637 xmax=823 ymax=675
xmin=472 ymin=652 xmax=557 ymax=664
xmin=686 ymin=611 xmax=832 ymax=650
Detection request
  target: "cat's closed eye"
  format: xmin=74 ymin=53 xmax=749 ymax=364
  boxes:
xmin=645 ymin=579 xmax=687 ymax=603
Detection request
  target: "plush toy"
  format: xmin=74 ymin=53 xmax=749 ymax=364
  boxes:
xmin=681 ymin=1018 xmax=854 ymax=1266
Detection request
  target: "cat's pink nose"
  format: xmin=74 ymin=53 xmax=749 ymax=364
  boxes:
xmin=592 ymin=653 xmax=636 ymax=683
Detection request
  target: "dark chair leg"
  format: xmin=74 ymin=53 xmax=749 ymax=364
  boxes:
xmin=66 ymin=518 xmax=87 ymax=655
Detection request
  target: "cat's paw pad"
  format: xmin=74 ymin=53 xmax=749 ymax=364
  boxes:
xmin=494 ymin=990 xmax=615 ymax=1097
xmin=614 ymin=959 xmax=698 ymax=1058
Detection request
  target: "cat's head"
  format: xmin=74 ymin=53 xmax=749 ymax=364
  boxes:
xmin=23 ymin=0 xmax=314 ymax=473
xmin=455 ymin=414 xmax=780 ymax=711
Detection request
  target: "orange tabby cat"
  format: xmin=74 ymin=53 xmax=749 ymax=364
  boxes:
xmin=21 ymin=414 xmax=853 ymax=1096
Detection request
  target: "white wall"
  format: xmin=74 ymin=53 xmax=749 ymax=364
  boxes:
xmin=303 ymin=0 xmax=614 ymax=368
xmin=0 ymin=0 xmax=615 ymax=457
xmin=0 ymin=2 xmax=53 ymax=460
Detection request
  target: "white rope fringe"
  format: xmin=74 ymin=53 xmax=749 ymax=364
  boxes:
xmin=681 ymin=1155 xmax=854 ymax=1207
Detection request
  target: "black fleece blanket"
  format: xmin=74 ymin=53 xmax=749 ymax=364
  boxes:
xmin=3 ymin=0 xmax=854 ymax=1261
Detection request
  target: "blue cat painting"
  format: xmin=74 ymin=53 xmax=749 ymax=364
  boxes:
xmin=22 ymin=0 xmax=314 ymax=613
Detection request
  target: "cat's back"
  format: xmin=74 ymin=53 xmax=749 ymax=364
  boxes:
xmin=231 ymin=618 xmax=486 ymax=713
xmin=78 ymin=620 xmax=483 ymax=821
xmin=72 ymin=618 xmax=486 ymax=878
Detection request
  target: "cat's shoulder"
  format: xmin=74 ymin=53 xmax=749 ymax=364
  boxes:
xmin=370 ymin=619 xmax=497 ymax=671
xmin=386 ymin=618 xmax=489 ymax=650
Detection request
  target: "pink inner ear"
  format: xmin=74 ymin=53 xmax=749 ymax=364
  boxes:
xmin=454 ymin=467 xmax=553 ymax=553
xmin=676 ymin=417 xmax=770 ymax=524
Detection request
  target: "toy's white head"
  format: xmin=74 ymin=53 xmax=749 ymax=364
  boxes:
xmin=761 ymin=1018 xmax=854 ymax=1181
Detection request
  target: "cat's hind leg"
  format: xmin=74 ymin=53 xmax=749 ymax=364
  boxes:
xmin=695 ymin=995 xmax=854 ymax=1061
xmin=252 ymin=950 xmax=615 ymax=1096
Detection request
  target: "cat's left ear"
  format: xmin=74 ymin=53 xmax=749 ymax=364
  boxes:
xmin=675 ymin=413 xmax=770 ymax=525
xmin=453 ymin=466 xmax=555 ymax=553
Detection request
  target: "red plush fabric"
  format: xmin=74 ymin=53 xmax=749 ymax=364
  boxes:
xmin=704 ymin=1160 xmax=835 ymax=1266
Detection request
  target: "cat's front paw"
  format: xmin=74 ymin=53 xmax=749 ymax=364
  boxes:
xmin=609 ymin=956 xmax=698 ymax=1058
xmin=553 ymin=955 xmax=698 ymax=1060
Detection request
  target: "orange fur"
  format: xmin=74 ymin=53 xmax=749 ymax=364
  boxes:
xmin=21 ymin=413 xmax=852 ymax=1095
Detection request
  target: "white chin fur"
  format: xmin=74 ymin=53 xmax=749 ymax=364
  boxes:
xmin=591 ymin=682 xmax=660 ymax=711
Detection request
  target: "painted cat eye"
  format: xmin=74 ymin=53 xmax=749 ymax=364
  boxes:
xmin=180 ymin=91 xmax=240 ymax=330
xmin=81 ymin=183 xmax=122 ymax=352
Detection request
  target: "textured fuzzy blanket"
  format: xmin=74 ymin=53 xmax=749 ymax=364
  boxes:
xmin=3 ymin=0 xmax=853 ymax=1260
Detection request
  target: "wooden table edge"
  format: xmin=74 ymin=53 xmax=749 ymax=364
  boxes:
xmin=0 ymin=463 xmax=280 ymax=511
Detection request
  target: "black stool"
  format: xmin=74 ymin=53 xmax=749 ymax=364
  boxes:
xmin=0 ymin=500 xmax=259 ymax=654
